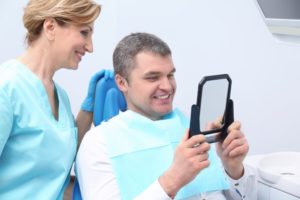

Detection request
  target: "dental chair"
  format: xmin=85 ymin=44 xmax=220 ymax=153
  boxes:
xmin=72 ymin=69 xmax=127 ymax=200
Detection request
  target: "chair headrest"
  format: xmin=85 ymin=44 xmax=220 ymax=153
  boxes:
xmin=93 ymin=70 xmax=127 ymax=126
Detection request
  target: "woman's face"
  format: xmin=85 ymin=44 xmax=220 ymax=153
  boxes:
xmin=52 ymin=21 xmax=94 ymax=70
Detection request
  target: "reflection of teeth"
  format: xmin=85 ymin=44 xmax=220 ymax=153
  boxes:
xmin=156 ymin=95 xmax=169 ymax=99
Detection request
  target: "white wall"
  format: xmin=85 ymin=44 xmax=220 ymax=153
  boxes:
xmin=1 ymin=0 xmax=300 ymax=155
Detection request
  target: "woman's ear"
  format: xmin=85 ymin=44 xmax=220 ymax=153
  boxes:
xmin=43 ymin=18 xmax=56 ymax=41
xmin=115 ymin=74 xmax=128 ymax=92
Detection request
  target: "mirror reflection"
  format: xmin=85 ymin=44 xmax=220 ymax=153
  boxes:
xmin=199 ymin=79 xmax=229 ymax=132
xmin=189 ymin=74 xmax=232 ymax=143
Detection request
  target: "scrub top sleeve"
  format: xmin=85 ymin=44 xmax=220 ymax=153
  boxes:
xmin=0 ymin=89 xmax=13 ymax=155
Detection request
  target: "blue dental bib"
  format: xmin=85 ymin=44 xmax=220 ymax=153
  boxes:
xmin=101 ymin=109 xmax=229 ymax=199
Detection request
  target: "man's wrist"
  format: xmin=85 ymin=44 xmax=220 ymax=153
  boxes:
xmin=225 ymin=164 xmax=244 ymax=180
xmin=158 ymin=171 xmax=181 ymax=199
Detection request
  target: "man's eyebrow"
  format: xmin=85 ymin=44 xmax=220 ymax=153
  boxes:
xmin=144 ymin=71 xmax=161 ymax=76
xmin=144 ymin=68 xmax=176 ymax=76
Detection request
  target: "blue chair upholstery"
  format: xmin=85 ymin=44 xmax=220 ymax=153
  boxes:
xmin=93 ymin=74 xmax=127 ymax=126
xmin=72 ymin=69 xmax=127 ymax=200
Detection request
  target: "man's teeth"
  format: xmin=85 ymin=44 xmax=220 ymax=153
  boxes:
xmin=156 ymin=94 xmax=169 ymax=99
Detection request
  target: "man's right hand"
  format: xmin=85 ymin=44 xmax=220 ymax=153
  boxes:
xmin=158 ymin=130 xmax=210 ymax=198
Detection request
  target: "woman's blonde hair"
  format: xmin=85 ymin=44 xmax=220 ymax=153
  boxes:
xmin=23 ymin=0 xmax=101 ymax=45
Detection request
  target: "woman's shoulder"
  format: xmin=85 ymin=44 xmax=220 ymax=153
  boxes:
xmin=0 ymin=59 xmax=20 ymax=74
xmin=0 ymin=59 xmax=23 ymax=86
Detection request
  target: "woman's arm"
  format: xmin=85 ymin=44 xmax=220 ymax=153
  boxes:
xmin=76 ymin=110 xmax=93 ymax=148
xmin=0 ymin=89 xmax=13 ymax=155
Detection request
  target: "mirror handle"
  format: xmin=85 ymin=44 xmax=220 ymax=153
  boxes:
xmin=220 ymin=99 xmax=234 ymax=141
xmin=189 ymin=104 xmax=200 ymax=138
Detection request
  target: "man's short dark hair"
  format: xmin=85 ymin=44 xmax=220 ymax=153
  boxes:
xmin=113 ymin=32 xmax=172 ymax=80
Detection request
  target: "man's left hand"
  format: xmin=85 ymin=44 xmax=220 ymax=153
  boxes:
xmin=216 ymin=121 xmax=249 ymax=179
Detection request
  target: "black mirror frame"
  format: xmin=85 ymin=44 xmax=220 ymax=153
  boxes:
xmin=189 ymin=74 xmax=233 ymax=143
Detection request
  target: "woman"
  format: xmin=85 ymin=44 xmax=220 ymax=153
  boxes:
xmin=0 ymin=0 xmax=101 ymax=199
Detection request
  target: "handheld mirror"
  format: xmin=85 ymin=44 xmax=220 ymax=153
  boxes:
xmin=189 ymin=74 xmax=234 ymax=143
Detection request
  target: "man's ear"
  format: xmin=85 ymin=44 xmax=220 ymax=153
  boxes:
xmin=43 ymin=18 xmax=56 ymax=41
xmin=115 ymin=74 xmax=128 ymax=92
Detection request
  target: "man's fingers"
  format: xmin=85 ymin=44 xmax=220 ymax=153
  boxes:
xmin=228 ymin=121 xmax=241 ymax=132
xmin=185 ymin=134 xmax=207 ymax=148
xmin=192 ymin=142 xmax=210 ymax=155
xmin=228 ymin=143 xmax=249 ymax=157
xmin=192 ymin=154 xmax=210 ymax=169
xmin=222 ymin=123 xmax=243 ymax=148
xmin=223 ymin=136 xmax=246 ymax=155
xmin=180 ymin=129 xmax=190 ymax=143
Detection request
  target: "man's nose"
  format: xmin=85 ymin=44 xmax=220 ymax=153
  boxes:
xmin=159 ymin=77 xmax=172 ymax=90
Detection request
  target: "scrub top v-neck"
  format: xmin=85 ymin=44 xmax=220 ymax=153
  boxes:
xmin=0 ymin=59 xmax=77 ymax=200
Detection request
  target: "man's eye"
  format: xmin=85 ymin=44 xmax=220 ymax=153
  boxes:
xmin=146 ymin=76 xmax=158 ymax=81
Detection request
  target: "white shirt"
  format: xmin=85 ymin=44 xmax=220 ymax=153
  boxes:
xmin=76 ymin=126 xmax=257 ymax=200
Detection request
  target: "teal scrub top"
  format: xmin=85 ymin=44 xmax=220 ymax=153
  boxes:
xmin=0 ymin=60 xmax=77 ymax=200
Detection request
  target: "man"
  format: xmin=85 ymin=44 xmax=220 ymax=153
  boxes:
xmin=76 ymin=32 xmax=257 ymax=199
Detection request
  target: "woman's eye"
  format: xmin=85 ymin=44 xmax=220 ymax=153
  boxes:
xmin=81 ymin=30 xmax=89 ymax=37
xmin=168 ymin=74 xmax=174 ymax=78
